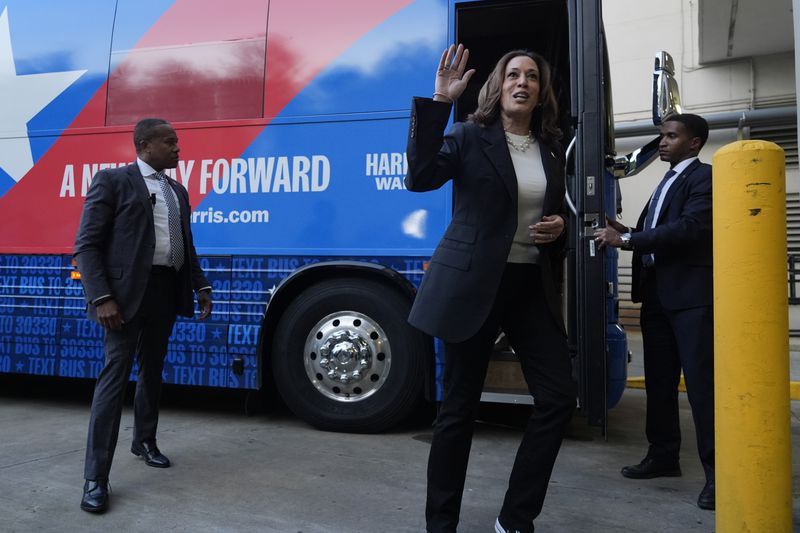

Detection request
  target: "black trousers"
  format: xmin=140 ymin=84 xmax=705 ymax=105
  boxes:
xmin=425 ymin=263 xmax=576 ymax=533
xmin=640 ymin=268 xmax=715 ymax=481
xmin=84 ymin=267 xmax=178 ymax=481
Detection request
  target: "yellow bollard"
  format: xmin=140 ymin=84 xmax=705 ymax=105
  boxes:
xmin=713 ymin=140 xmax=792 ymax=532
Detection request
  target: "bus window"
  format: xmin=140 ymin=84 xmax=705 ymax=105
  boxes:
xmin=106 ymin=0 xmax=269 ymax=125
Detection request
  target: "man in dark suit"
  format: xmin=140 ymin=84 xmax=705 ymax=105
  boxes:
xmin=74 ymin=118 xmax=212 ymax=513
xmin=594 ymin=113 xmax=714 ymax=510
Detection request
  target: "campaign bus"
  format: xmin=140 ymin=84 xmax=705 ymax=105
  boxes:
xmin=0 ymin=0 xmax=673 ymax=433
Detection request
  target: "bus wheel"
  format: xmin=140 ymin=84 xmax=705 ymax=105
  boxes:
xmin=271 ymin=277 xmax=427 ymax=433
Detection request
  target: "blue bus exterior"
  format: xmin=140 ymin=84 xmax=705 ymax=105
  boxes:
xmin=0 ymin=0 xmax=629 ymax=431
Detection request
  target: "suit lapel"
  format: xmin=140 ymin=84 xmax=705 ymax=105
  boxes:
xmin=656 ymin=158 xmax=701 ymax=223
xmin=126 ymin=164 xmax=154 ymax=225
xmin=481 ymin=122 xmax=517 ymax=202
xmin=479 ymin=123 xmax=563 ymax=210
xmin=539 ymin=139 xmax=560 ymax=213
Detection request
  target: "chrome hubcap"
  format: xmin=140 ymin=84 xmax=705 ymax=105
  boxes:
xmin=303 ymin=311 xmax=390 ymax=402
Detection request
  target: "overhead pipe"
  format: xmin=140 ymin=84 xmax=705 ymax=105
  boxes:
xmin=614 ymin=106 xmax=797 ymax=138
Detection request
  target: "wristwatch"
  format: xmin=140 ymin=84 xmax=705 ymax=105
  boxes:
xmin=619 ymin=232 xmax=632 ymax=250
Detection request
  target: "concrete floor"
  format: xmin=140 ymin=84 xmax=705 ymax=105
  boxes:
xmin=0 ymin=338 xmax=798 ymax=532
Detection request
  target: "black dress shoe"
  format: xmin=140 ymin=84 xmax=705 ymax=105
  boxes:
xmin=80 ymin=479 xmax=109 ymax=513
xmin=131 ymin=441 xmax=171 ymax=468
xmin=697 ymin=481 xmax=715 ymax=510
xmin=621 ymin=457 xmax=681 ymax=479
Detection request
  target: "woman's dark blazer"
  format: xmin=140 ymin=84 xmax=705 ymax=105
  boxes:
xmin=405 ymin=97 xmax=567 ymax=343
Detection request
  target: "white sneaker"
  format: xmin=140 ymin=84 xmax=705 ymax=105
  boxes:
xmin=494 ymin=517 xmax=529 ymax=533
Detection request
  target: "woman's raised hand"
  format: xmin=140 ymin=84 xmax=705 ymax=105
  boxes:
xmin=434 ymin=44 xmax=476 ymax=103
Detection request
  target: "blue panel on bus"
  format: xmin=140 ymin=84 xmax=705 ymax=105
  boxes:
xmin=185 ymin=256 xmax=232 ymax=324
xmin=6 ymin=313 xmax=59 ymax=375
xmin=0 ymin=256 xmax=63 ymax=316
xmin=227 ymin=255 xmax=282 ymax=325
xmin=162 ymin=321 xmax=233 ymax=387
xmin=1 ymin=250 xmax=430 ymax=391
xmin=191 ymin=118 xmax=450 ymax=256
xmin=62 ymin=255 xmax=89 ymax=318
xmin=163 ymin=344 xmax=223 ymax=387
xmin=58 ymin=318 xmax=104 ymax=379
xmin=228 ymin=345 xmax=258 ymax=389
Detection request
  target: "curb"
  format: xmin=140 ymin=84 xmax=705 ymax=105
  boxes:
xmin=627 ymin=377 xmax=800 ymax=400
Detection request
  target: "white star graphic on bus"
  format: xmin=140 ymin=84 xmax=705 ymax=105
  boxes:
xmin=0 ymin=7 xmax=86 ymax=182
xmin=402 ymin=209 xmax=427 ymax=239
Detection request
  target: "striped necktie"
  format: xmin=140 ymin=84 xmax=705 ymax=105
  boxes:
xmin=156 ymin=172 xmax=184 ymax=271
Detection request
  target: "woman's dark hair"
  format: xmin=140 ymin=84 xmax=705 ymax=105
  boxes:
xmin=469 ymin=50 xmax=561 ymax=142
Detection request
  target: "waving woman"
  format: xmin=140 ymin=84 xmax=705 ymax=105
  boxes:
xmin=406 ymin=44 xmax=576 ymax=533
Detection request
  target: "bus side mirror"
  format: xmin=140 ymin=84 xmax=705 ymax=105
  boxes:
xmin=652 ymin=51 xmax=683 ymax=124
xmin=610 ymin=50 xmax=684 ymax=179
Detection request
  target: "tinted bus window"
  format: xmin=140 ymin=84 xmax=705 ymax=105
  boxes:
xmin=106 ymin=0 xmax=269 ymax=125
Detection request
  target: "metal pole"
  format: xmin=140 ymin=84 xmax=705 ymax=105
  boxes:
xmin=713 ymin=140 xmax=792 ymax=531
xmin=614 ymin=106 xmax=797 ymax=138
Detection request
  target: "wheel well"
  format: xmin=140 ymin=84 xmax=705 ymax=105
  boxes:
xmin=256 ymin=262 xmax=432 ymax=393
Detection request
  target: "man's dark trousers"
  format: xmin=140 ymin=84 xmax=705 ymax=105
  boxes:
xmin=640 ymin=268 xmax=715 ymax=481
xmin=84 ymin=267 xmax=177 ymax=481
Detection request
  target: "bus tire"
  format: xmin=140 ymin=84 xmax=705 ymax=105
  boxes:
xmin=271 ymin=277 xmax=427 ymax=433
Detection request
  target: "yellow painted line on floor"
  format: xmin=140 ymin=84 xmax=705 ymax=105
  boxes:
xmin=628 ymin=377 xmax=800 ymax=401
xmin=626 ymin=376 xmax=686 ymax=392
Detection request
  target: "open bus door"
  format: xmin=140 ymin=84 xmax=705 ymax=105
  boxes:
xmin=563 ymin=5 xmax=685 ymax=431
xmin=566 ymin=0 xmax=610 ymax=430
xmin=452 ymin=0 xmax=614 ymax=429
xmin=452 ymin=1 xmax=683 ymax=431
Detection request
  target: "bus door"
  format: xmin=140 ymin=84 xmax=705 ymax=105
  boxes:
xmin=452 ymin=0 xmax=614 ymax=429
xmin=566 ymin=0 xmax=610 ymax=430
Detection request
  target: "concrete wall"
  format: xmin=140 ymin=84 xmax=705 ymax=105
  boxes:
xmin=605 ymin=0 xmax=796 ymax=122
xmin=605 ymin=0 xmax=797 ymax=212
xmin=604 ymin=0 xmax=798 ymax=335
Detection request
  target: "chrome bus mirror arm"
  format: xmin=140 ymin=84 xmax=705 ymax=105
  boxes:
xmin=610 ymin=135 xmax=661 ymax=179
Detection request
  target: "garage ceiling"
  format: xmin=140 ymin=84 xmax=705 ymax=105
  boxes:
xmin=699 ymin=0 xmax=794 ymax=62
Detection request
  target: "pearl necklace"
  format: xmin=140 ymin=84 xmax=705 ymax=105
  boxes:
xmin=505 ymin=131 xmax=535 ymax=152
